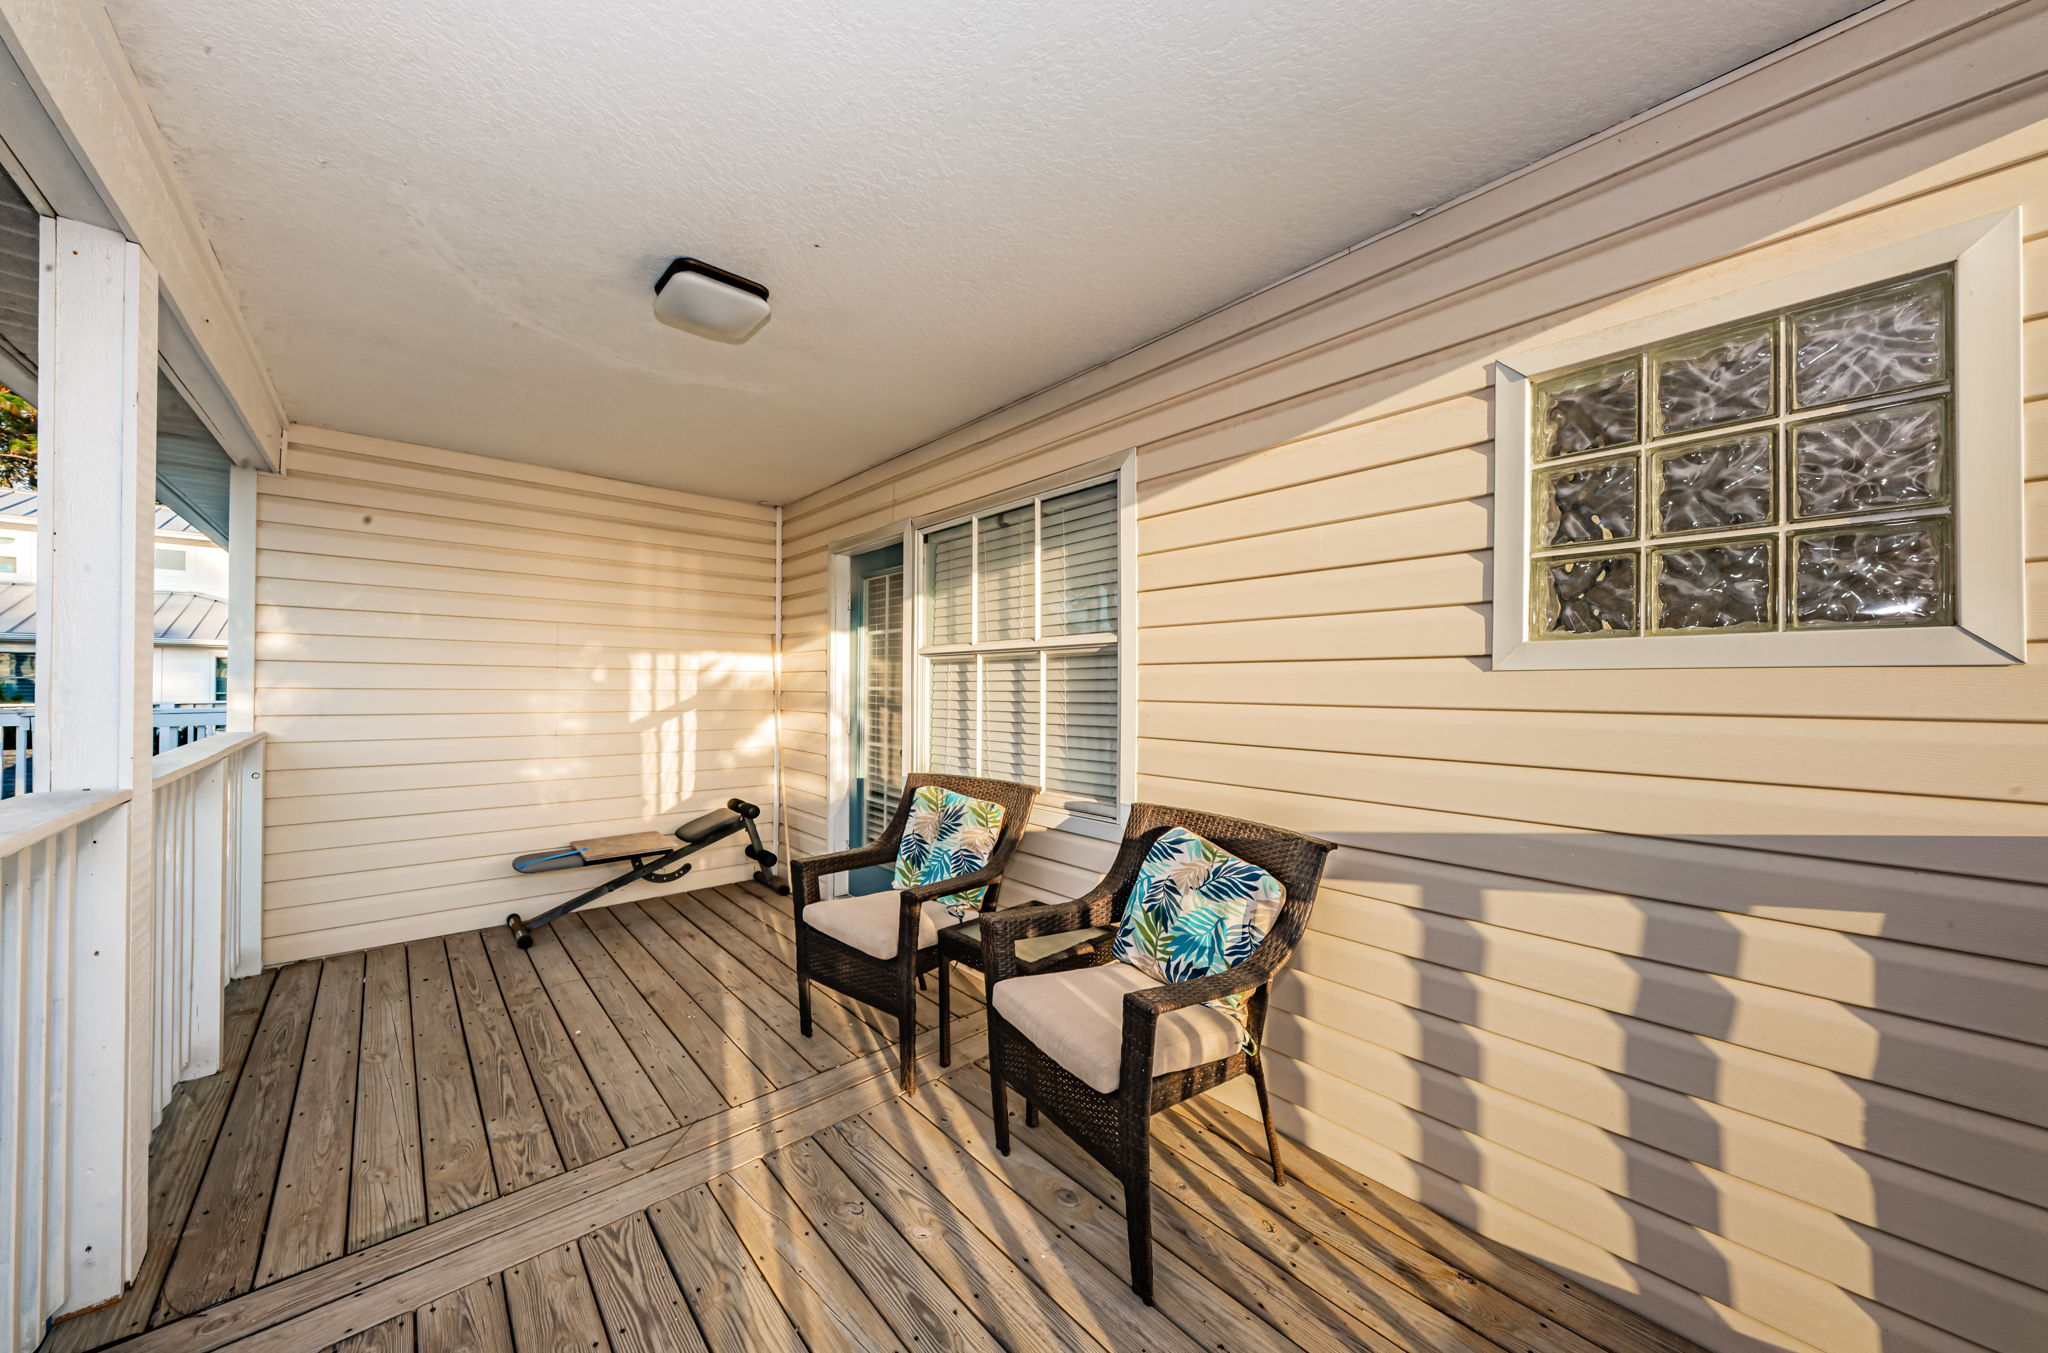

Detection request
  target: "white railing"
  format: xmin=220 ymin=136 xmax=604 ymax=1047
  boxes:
xmin=149 ymin=731 xmax=265 ymax=1116
xmin=0 ymin=788 xmax=133 ymax=1353
xmin=0 ymin=706 xmax=232 ymax=803
xmin=0 ymin=732 xmax=264 ymax=1352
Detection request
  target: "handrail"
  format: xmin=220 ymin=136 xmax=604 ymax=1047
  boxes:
xmin=0 ymin=786 xmax=131 ymax=856
xmin=152 ymin=729 xmax=266 ymax=787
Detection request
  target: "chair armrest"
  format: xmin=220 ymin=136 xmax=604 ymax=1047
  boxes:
xmin=1123 ymin=958 xmax=1272 ymax=1018
xmin=790 ymin=840 xmax=897 ymax=913
xmin=1117 ymin=957 xmax=1275 ymax=1091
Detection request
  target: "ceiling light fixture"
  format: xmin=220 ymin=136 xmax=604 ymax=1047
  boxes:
xmin=652 ymin=257 xmax=771 ymax=343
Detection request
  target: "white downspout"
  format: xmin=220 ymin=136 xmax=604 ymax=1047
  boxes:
xmin=769 ymin=504 xmax=787 ymax=879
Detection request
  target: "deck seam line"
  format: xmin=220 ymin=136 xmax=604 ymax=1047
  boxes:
xmin=106 ymin=1013 xmax=988 ymax=1353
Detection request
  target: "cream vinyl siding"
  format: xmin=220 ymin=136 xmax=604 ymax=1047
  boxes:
xmin=254 ymin=427 xmax=779 ymax=964
xmin=776 ymin=7 xmax=2048 ymax=1353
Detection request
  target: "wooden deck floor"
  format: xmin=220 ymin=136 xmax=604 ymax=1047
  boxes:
xmin=41 ymin=883 xmax=1705 ymax=1353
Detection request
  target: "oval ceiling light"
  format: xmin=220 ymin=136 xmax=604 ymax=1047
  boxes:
xmin=653 ymin=257 xmax=771 ymax=343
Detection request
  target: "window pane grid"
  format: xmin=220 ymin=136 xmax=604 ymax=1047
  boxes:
xmin=1528 ymin=268 xmax=1954 ymax=639
xmin=920 ymin=476 xmax=1119 ymax=809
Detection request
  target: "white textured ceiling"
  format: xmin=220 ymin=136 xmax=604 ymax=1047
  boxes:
xmin=105 ymin=0 xmax=1872 ymax=502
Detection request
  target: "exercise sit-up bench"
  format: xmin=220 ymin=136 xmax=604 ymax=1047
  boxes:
xmin=505 ymin=797 xmax=779 ymax=948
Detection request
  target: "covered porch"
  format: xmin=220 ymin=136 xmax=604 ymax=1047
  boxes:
xmin=2 ymin=4 xmax=2045 ymax=1353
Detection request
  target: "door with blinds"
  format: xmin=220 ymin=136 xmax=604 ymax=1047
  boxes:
xmin=847 ymin=543 xmax=904 ymax=894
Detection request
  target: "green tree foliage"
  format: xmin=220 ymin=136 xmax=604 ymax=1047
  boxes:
xmin=0 ymin=385 xmax=32 ymax=489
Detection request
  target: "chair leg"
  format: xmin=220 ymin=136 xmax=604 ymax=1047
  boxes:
xmin=1250 ymin=1051 xmax=1286 ymax=1185
xmin=797 ymin=972 xmax=812 ymax=1038
xmin=898 ymin=1008 xmax=918 ymax=1093
xmin=1126 ymin=1143 xmax=1156 ymax=1305
xmin=937 ymin=961 xmax=953 ymax=1067
xmin=989 ymin=1020 xmax=1011 ymax=1156
xmin=1024 ymin=1099 xmax=1039 ymax=1128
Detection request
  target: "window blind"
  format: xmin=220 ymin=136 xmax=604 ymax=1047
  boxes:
xmin=976 ymin=506 xmax=1035 ymax=642
xmin=859 ymin=570 xmax=903 ymax=842
xmin=1045 ymin=648 xmax=1117 ymax=804
xmin=1041 ymin=482 xmax=1118 ymax=636
xmin=926 ymin=521 xmax=973 ymax=646
xmin=920 ymin=475 xmax=1121 ymax=812
xmin=980 ymin=654 xmax=1041 ymax=784
xmin=927 ymin=657 xmax=976 ymax=776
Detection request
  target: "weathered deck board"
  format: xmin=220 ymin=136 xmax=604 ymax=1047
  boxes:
xmin=760 ymin=1135 xmax=1001 ymax=1353
xmin=646 ymin=1186 xmax=805 ymax=1353
xmin=152 ymin=960 xmax=321 ymax=1322
xmin=582 ymin=904 xmax=803 ymax=1095
xmin=412 ymin=1276 xmax=514 ymax=1353
xmin=841 ymin=1096 xmax=1219 ymax=1353
xmin=1152 ymin=1106 xmax=1611 ymax=1353
xmin=1179 ymin=1098 xmax=1712 ymax=1353
xmin=924 ymin=1074 xmax=1363 ymax=1353
xmin=349 ymin=945 xmax=425 ymax=1253
xmin=544 ymin=917 xmax=725 ymax=1124
xmin=319 ymin=1312 xmax=412 ymax=1353
xmin=501 ymin=1242 xmax=611 ymax=1353
xmin=710 ymin=1159 xmax=907 ymax=1353
xmin=579 ymin=1213 xmax=709 ymax=1353
xmin=404 ymin=939 xmax=499 ymax=1222
xmin=444 ymin=930 xmax=564 ymax=1191
xmin=569 ymin=909 xmax=777 ymax=1106
xmin=626 ymin=898 xmax=843 ymax=1072
xmin=62 ymin=884 xmax=1713 ymax=1353
xmin=809 ymin=1119 xmax=1115 ymax=1353
xmin=520 ymin=922 xmax=687 ymax=1141
xmin=258 ymin=951 xmax=367 ymax=1285
xmin=477 ymin=922 xmax=635 ymax=1162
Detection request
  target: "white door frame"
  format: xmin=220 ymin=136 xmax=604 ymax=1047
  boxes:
xmin=823 ymin=520 xmax=915 ymax=895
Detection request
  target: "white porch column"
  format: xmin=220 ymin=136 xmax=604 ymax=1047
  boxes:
xmin=225 ymin=464 xmax=262 ymax=976
xmin=35 ymin=214 xmax=158 ymax=1287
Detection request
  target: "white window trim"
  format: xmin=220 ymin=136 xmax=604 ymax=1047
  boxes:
xmin=823 ymin=518 xmax=914 ymax=885
xmin=909 ymin=451 xmax=1137 ymax=839
xmin=1491 ymin=208 xmax=2024 ymax=671
xmin=821 ymin=450 xmax=1139 ymax=860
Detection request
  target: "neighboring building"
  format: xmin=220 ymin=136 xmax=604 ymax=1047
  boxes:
xmin=0 ymin=491 xmax=228 ymax=705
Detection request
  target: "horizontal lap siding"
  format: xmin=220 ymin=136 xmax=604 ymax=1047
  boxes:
xmin=255 ymin=428 xmax=779 ymax=964
xmin=774 ymin=8 xmax=2048 ymax=1353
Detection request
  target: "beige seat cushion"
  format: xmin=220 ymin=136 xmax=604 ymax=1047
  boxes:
xmin=991 ymin=961 xmax=1242 ymax=1094
xmin=803 ymin=890 xmax=962 ymax=960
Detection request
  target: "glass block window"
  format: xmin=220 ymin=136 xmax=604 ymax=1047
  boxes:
xmin=1528 ymin=268 xmax=1954 ymax=641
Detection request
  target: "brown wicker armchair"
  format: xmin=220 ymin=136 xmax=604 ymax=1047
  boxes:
xmin=790 ymin=773 xmax=1039 ymax=1091
xmin=980 ymin=802 xmax=1336 ymax=1303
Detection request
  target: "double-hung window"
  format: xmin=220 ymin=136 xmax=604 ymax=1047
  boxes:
xmin=918 ymin=476 xmax=1122 ymax=816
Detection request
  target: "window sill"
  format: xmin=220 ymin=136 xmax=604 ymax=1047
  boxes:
xmin=1030 ymin=796 xmax=1127 ymax=842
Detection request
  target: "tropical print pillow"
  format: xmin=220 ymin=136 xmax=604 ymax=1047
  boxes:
xmin=892 ymin=784 xmax=1007 ymax=920
xmin=1111 ymin=826 xmax=1285 ymax=1046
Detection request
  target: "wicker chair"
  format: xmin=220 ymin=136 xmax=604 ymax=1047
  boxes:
xmin=790 ymin=773 xmax=1039 ymax=1091
xmin=980 ymin=802 xmax=1336 ymax=1303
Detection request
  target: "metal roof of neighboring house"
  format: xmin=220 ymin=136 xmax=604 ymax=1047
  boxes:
xmin=0 ymin=581 xmax=227 ymax=644
xmin=0 ymin=491 xmax=202 ymax=536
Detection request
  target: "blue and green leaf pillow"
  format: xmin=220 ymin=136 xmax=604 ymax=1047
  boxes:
xmin=1111 ymin=826 xmax=1286 ymax=1044
xmin=893 ymin=784 xmax=1007 ymax=920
